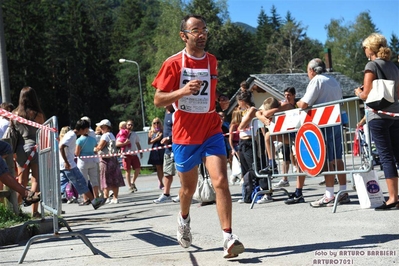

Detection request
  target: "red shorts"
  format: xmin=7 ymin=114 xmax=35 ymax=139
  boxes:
xmin=122 ymin=155 xmax=141 ymax=170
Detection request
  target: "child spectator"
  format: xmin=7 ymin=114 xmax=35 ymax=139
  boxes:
xmin=116 ymin=121 xmax=131 ymax=153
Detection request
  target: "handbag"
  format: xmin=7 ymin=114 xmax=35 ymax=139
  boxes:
xmin=353 ymin=170 xmax=385 ymax=208
xmin=365 ymin=61 xmax=395 ymax=110
xmin=2 ymin=121 xmax=20 ymax=153
xmin=192 ymin=165 xmax=216 ymax=203
xmin=231 ymin=154 xmax=241 ymax=177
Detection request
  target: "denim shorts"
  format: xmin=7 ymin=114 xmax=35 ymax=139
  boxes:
xmin=173 ymin=133 xmax=227 ymax=173
xmin=60 ymin=167 xmax=89 ymax=195
xmin=322 ymin=125 xmax=342 ymax=162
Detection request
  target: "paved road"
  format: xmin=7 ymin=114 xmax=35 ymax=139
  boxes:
xmin=1 ymin=169 xmax=398 ymax=266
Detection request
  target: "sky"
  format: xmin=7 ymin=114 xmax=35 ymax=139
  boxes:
xmin=227 ymin=0 xmax=399 ymax=44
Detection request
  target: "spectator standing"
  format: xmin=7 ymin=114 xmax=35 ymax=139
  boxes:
xmin=59 ymin=120 xmax=103 ymax=209
xmin=148 ymin=117 xmax=165 ymax=189
xmin=228 ymin=109 xmax=242 ymax=184
xmin=296 ymin=58 xmax=349 ymax=207
xmin=81 ymin=116 xmax=96 ymax=139
xmin=59 ymin=126 xmax=71 ymax=202
xmin=153 ymin=105 xmax=177 ymax=203
xmin=94 ymin=119 xmax=125 ymax=204
xmin=0 ymin=102 xmax=15 ymax=193
xmin=13 ymin=86 xmax=45 ymax=218
xmin=354 ymin=33 xmax=399 ymax=210
xmin=116 ymin=119 xmax=142 ymax=192
xmin=152 ymin=14 xmax=244 ymax=258
xmin=75 ymin=130 xmax=101 ymax=203
xmin=116 ymin=121 xmax=131 ymax=153
xmin=79 ymin=116 xmax=101 ymax=198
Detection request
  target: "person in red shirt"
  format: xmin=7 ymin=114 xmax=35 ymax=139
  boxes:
xmin=152 ymin=14 xmax=244 ymax=259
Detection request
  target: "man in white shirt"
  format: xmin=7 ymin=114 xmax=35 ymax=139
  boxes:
xmin=116 ymin=119 xmax=142 ymax=191
xmin=59 ymin=119 xmax=103 ymax=209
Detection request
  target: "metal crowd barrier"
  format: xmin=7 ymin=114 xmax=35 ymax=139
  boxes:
xmin=250 ymin=97 xmax=373 ymax=213
xmin=19 ymin=116 xmax=98 ymax=264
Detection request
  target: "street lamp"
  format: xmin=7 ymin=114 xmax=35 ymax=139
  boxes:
xmin=119 ymin=58 xmax=146 ymax=129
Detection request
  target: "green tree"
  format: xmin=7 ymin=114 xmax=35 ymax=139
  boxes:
xmin=213 ymin=21 xmax=262 ymax=96
xmin=110 ymin=0 xmax=157 ymax=130
xmin=389 ymin=33 xmax=399 ymax=68
xmin=255 ymin=7 xmax=274 ymax=72
xmin=265 ymin=11 xmax=309 ymax=73
xmin=325 ymin=12 xmax=378 ymax=82
xmin=143 ymin=0 xmax=184 ymax=124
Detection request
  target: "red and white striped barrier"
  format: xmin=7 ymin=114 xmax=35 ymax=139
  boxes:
xmin=301 ymin=104 xmax=341 ymax=126
xmin=269 ymin=109 xmax=301 ymax=134
xmin=269 ymin=104 xmax=341 ymax=135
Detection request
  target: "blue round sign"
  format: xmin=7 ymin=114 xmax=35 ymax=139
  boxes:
xmin=295 ymin=123 xmax=326 ymax=177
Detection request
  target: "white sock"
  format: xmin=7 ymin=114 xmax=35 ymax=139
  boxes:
xmin=223 ymin=231 xmax=231 ymax=240
xmin=339 ymin=185 xmax=347 ymax=191
xmin=179 ymin=212 xmax=190 ymax=223
xmin=325 ymin=187 xmax=334 ymax=198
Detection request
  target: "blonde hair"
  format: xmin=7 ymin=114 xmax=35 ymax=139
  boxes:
xmin=150 ymin=117 xmax=163 ymax=133
xmin=95 ymin=125 xmax=102 ymax=135
xmin=119 ymin=121 xmax=127 ymax=129
xmin=262 ymin=97 xmax=280 ymax=111
xmin=362 ymin=33 xmax=391 ymax=60
xmin=59 ymin=126 xmax=70 ymax=141
xmin=230 ymin=109 xmax=242 ymax=126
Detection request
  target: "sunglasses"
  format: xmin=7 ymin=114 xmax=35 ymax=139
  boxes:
xmin=153 ymin=122 xmax=160 ymax=124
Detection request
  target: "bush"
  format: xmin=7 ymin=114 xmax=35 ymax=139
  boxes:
xmin=0 ymin=203 xmax=30 ymax=229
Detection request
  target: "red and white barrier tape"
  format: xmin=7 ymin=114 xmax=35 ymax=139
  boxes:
xmin=77 ymin=127 xmax=253 ymax=159
xmin=78 ymin=144 xmax=173 ymax=159
xmin=373 ymin=110 xmax=399 ymax=117
xmin=0 ymin=108 xmax=57 ymax=132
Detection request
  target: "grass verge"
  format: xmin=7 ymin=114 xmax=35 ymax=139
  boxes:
xmin=0 ymin=203 xmax=30 ymax=229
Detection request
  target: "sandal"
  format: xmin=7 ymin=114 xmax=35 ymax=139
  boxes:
xmin=23 ymin=191 xmax=41 ymax=207
xmin=79 ymin=199 xmax=91 ymax=206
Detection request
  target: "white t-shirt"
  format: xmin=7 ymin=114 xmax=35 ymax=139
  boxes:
xmin=300 ymin=74 xmax=342 ymax=106
xmin=59 ymin=130 xmax=77 ymax=170
xmin=124 ymin=131 xmax=140 ymax=153
xmin=100 ymin=131 xmax=116 ymax=143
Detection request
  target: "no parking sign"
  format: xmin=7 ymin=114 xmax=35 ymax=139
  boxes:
xmin=295 ymin=122 xmax=326 ymax=177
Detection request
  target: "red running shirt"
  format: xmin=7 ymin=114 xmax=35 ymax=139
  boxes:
xmin=152 ymin=50 xmax=221 ymax=145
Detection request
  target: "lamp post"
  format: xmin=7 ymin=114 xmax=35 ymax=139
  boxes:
xmin=119 ymin=58 xmax=146 ymax=129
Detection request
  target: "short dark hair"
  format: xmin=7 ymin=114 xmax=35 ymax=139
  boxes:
xmin=284 ymin=87 xmax=296 ymax=95
xmin=75 ymin=119 xmax=90 ymax=131
xmin=180 ymin=14 xmax=206 ymax=31
xmin=236 ymin=90 xmax=254 ymax=106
